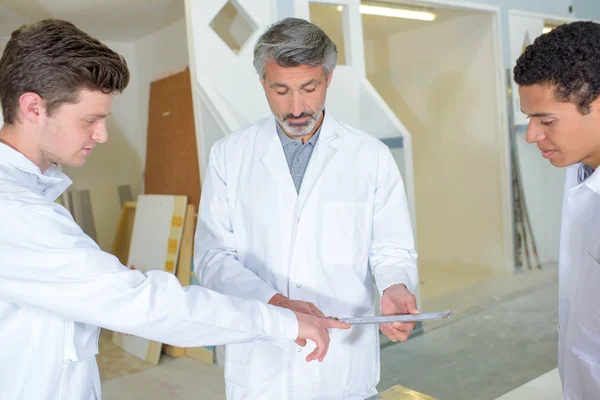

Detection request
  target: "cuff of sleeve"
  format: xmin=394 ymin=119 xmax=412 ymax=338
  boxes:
xmin=376 ymin=270 xmax=416 ymax=298
xmin=260 ymin=286 xmax=280 ymax=305
xmin=264 ymin=305 xmax=298 ymax=342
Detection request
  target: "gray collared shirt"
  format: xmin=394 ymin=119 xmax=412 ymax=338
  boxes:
xmin=276 ymin=121 xmax=322 ymax=193
xmin=578 ymin=163 xmax=594 ymax=184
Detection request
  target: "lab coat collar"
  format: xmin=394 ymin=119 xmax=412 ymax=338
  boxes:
xmin=0 ymin=142 xmax=72 ymax=201
xmin=260 ymin=111 xmax=339 ymax=202
xmin=582 ymin=164 xmax=600 ymax=196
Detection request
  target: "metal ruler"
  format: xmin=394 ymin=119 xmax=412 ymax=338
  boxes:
xmin=336 ymin=310 xmax=452 ymax=325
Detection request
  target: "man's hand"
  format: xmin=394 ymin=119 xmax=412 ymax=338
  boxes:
xmin=269 ymin=293 xmax=329 ymax=348
xmin=269 ymin=293 xmax=325 ymax=317
xmin=294 ymin=312 xmax=350 ymax=362
xmin=379 ymin=283 xmax=419 ymax=342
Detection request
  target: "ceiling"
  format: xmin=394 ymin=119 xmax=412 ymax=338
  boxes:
xmin=310 ymin=1 xmax=488 ymax=40
xmin=362 ymin=4 xmax=487 ymax=39
xmin=0 ymin=0 xmax=185 ymax=42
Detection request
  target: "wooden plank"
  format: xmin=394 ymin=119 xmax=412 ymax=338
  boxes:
xmin=144 ymin=67 xmax=202 ymax=209
xmin=111 ymin=201 xmax=137 ymax=265
xmin=185 ymin=346 xmax=215 ymax=365
xmin=163 ymin=204 xmax=196 ymax=358
xmin=175 ymin=204 xmax=195 ymax=287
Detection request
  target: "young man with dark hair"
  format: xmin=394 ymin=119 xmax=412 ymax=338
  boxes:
xmin=515 ymin=21 xmax=600 ymax=398
xmin=0 ymin=19 xmax=347 ymax=400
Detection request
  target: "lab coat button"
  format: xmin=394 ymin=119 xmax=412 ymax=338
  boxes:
xmin=296 ymin=284 xmax=301 ymax=288
xmin=297 ymin=348 xmax=302 ymax=352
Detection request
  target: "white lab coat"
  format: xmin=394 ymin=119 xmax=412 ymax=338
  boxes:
xmin=0 ymin=142 xmax=299 ymax=400
xmin=194 ymin=113 xmax=418 ymax=399
xmin=558 ymin=164 xmax=600 ymax=399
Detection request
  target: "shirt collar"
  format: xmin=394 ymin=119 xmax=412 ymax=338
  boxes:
xmin=0 ymin=142 xmax=72 ymax=201
xmin=578 ymin=163 xmax=594 ymax=184
xmin=581 ymin=163 xmax=600 ymax=196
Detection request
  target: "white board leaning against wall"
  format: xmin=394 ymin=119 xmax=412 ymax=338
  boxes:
xmin=112 ymin=194 xmax=188 ymax=365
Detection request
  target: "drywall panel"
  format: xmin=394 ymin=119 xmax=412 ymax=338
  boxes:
xmin=112 ymin=194 xmax=187 ymax=364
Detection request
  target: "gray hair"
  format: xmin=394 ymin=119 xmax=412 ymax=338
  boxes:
xmin=253 ymin=18 xmax=338 ymax=79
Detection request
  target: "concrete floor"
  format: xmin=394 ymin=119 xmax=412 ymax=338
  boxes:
xmin=99 ymin=264 xmax=559 ymax=399
xmin=496 ymin=368 xmax=562 ymax=400
xmin=377 ymin=279 xmax=558 ymax=399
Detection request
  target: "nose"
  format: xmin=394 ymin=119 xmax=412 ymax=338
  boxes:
xmin=525 ymin=120 xmax=545 ymax=144
xmin=92 ymin=120 xmax=108 ymax=144
xmin=290 ymin=92 xmax=305 ymax=117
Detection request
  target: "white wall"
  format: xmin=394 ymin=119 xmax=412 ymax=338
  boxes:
xmin=416 ymin=0 xmax=594 ymax=68
xmin=515 ymin=131 xmax=564 ymax=264
xmin=364 ymin=12 xmax=510 ymax=274
xmin=134 ymin=18 xmax=189 ymax=168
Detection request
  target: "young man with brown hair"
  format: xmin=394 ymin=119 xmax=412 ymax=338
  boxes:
xmin=0 ymin=19 xmax=347 ymax=400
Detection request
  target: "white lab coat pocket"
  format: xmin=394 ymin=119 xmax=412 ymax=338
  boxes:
xmin=322 ymin=202 xmax=366 ymax=265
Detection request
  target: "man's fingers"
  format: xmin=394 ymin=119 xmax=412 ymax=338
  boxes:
xmin=388 ymin=327 xmax=411 ymax=342
xmin=391 ymin=331 xmax=410 ymax=342
xmin=380 ymin=323 xmax=411 ymax=342
xmin=325 ymin=319 xmax=350 ymax=329
xmin=391 ymin=321 xmax=416 ymax=331
xmin=381 ymin=326 xmax=399 ymax=342
xmin=317 ymin=331 xmax=330 ymax=362
xmin=309 ymin=303 xmax=326 ymax=318
xmin=405 ymin=293 xmax=419 ymax=314
xmin=383 ymin=330 xmax=409 ymax=342
xmin=295 ymin=338 xmax=307 ymax=347
xmin=306 ymin=329 xmax=329 ymax=362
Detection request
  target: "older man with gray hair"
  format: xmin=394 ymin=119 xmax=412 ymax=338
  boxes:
xmin=194 ymin=17 xmax=419 ymax=399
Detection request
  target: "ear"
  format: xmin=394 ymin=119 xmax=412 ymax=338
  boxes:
xmin=326 ymin=70 xmax=334 ymax=88
xmin=18 ymin=92 xmax=46 ymax=123
xmin=259 ymin=76 xmax=265 ymax=87
xmin=591 ymin=95 xmax=600 ymax=114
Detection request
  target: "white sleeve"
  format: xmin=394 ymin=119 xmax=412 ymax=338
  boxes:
xmin=0 ymin=203 xmax=298 ymax=347
xmin=194 ymin=141 xmax=279 ymax=304
xmin=369 ymin=145 xmax=419 ymax=296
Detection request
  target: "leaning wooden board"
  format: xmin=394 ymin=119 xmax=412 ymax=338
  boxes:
xmin=162 ymin=204 xmax=196 ymax=358
xmin=144 ymin=67 xmax=201 ymax=209
xmin=112 ymin=194 xmax=188 ymax=365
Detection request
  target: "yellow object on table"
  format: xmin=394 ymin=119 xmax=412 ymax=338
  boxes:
xmin=374 ymin=384 xmax=437 ymax=400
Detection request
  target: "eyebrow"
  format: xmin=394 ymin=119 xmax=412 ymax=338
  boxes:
xmin=521 ymin=111 xmax=555 ymax=117
xmin=85 ymin=112 xmax=111 ymax=119
xmin=269 ymin=79 xmax=321 ymax=89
